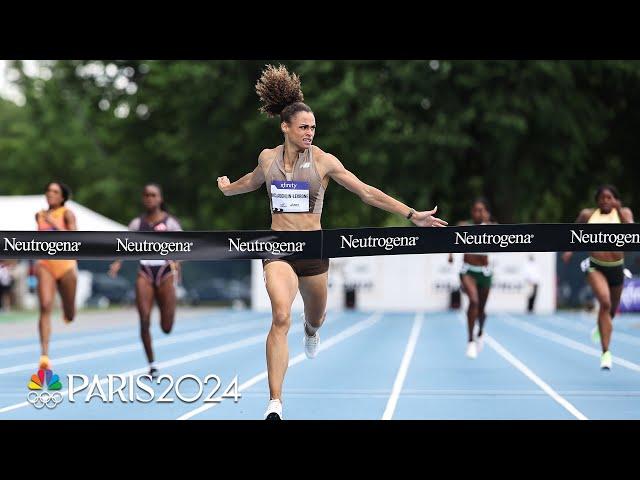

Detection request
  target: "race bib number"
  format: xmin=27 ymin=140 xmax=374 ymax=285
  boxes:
xmin=271 ymin=181 xmax=309 ymax=213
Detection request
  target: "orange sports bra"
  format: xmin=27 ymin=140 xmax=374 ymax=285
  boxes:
xmin=37 ymin=206 xmax=69 ymax=231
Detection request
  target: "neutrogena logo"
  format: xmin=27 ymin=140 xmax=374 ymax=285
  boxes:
xmin=340 ymin=234 xmax=419 ymax=251
xmin=27 ymin=369 xmax=63 ymax=409
xmin=4 ymin=238 xmax=81 ymax=255
xmin=228 ymin=238 xmax=306 ymax=254
xmin=115 ymin=238 xmax=194 ymax=256
xmin=570 ymin=230 xmax=640 ymax=248
xmin=454 ymin=231 xmax=535 ymax=248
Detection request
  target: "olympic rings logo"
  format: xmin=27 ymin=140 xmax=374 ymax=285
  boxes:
xmin=27 ymin=391 xmax=63 ymax=409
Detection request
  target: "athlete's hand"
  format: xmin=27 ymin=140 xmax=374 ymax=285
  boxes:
xmin=612 ymin=198 xmax=622 ymax=210
xmin=43 ymin=212 xmax=56 ymax=226
xmin=448 ymin=253 xmax=454 ymax=264
xmin=217 ymin=176 xmax=231 ymax=194
xmin=108 ymin=261 xmax=121 ymax=278
xmin=411 ymin=206 xmax=448 ymax=227
xmin=562 ymin=252 xmax=573 ymax=264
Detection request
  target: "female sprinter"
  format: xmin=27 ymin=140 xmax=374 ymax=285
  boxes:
xmin=217 ymin=65 xmax=447 ymax=419
xmin=562 ymin=185 xmax=634 ymax=370
xmin=109 ymin=183 xmax=182 ymax=378
xmin=35 ymin=182 xmax=78 ymax=370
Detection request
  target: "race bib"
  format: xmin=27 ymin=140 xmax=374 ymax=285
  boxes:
xmin=271 ymin=180 xmax=310 ymax=213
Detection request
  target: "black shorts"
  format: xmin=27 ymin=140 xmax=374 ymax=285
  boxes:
xmin=581 ymin=257 xmax=625 ymax=288
xmin=139 ymin=263 xmax=174 ymax=287
xmin=262 ymin=258 xmax=329 ymax=277
xmin=0 ymin=283 xmax=12 ymax=296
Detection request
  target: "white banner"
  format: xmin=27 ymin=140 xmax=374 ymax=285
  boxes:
xmin=251 ymin=252 xmax=556 ymax=314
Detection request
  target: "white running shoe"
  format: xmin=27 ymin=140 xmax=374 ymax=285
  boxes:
xmin=475 ymin=334 xmax=484 ymax=353
xmin=264 ymin=399 xmax=283 ymax=420
xmin=600 ymin=351 xmax=612 ymax=370
xmin=466 ymin=341 xmax=478 ymax=359
xmin=302 ymin=315 xmax=320 ymax=359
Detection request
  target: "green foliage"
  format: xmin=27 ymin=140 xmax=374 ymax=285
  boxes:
xmin=1 ymin=60 xmax=639 ymax=228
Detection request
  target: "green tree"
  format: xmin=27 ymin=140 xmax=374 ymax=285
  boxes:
xmin=2 ymin=60 xmax=639 ymax=228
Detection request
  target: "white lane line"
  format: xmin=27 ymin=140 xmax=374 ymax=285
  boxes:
xmin=0 ymin=330 xmax=134 ymax=356
xmin=382 ymin=312 xmax=423 ymax=420
xmin=548 ymin=315 xmax=640 ymax=347
xmin=455 ymin=312 xmax=587 ymax=419
xmin=0 ymin=323 xmax=292 ymax=414
xmin=0 ymin=310 xmax=253 ymax=356
xmin=501 ymin=315 xmax=640 ymax=373
xmin=0 ymin=313 xmax=346 ymax=414
xmin=0 ymin=318 xmax=270 ymax=375
xmin=484 ymin=334 xmax=588 ymax=420
xmin=177 ymin=312 xmax=382 ymax=420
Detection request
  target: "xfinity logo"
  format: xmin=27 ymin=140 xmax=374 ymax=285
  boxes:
xmin=228 ymin=238 xmax=306 ymax=254
xmin=454 ymin=232 xmax=534 ymax=248
xmin=4 ymin=237 xmax=81 ymax=255
xmin=570 ymin=230 xmax=640 ymax=247
xmin=340 ymin=235 xmax=419 ymax=251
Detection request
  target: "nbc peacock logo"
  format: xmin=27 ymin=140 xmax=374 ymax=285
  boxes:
xmin=27 ymin=369 xmax=64 ymax=409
